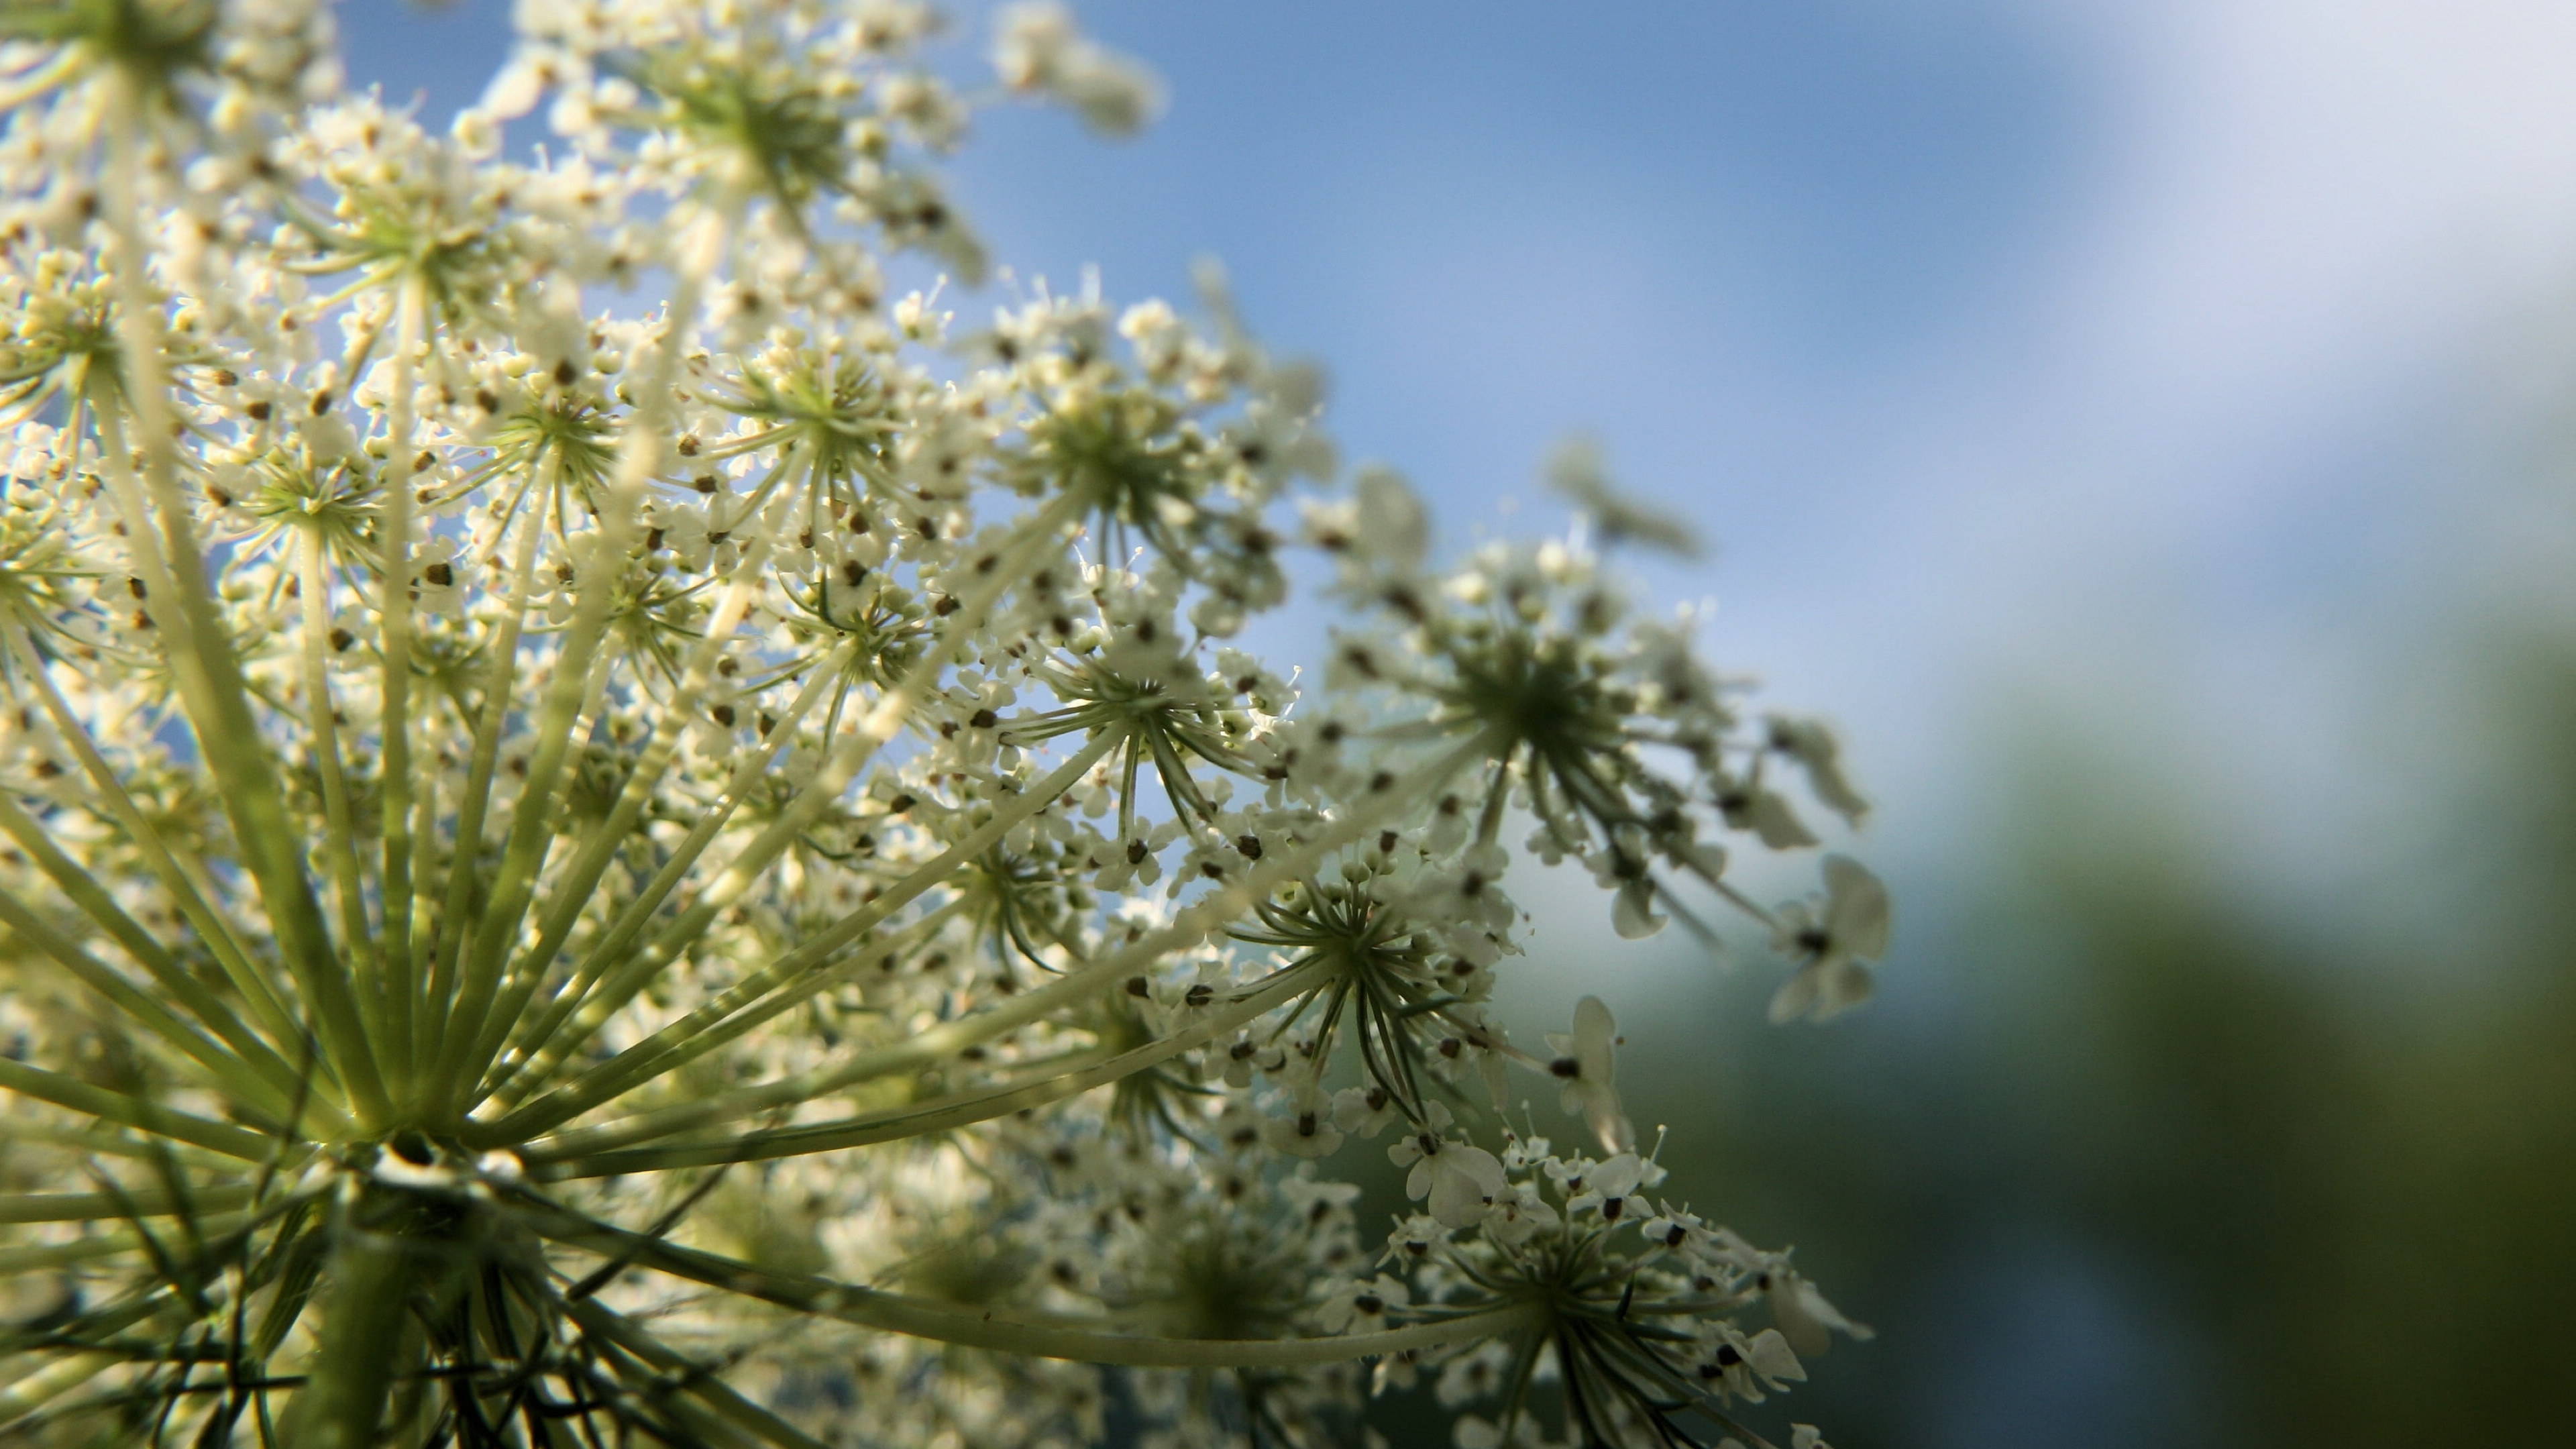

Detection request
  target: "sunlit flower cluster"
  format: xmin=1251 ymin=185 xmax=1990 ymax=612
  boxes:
xmin=0 ymin=3 xmax=1888 ymax=1446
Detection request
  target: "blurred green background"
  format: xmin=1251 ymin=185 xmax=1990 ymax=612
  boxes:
xmin=1320 ymin=587 xmax=2576 ymax=1448
xmin=1430 ymin=602 xmax=2576 ymax=1448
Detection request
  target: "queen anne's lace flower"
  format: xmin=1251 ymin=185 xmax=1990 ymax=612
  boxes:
xmin=0 ymin=5 xmax=1892 ymax=1446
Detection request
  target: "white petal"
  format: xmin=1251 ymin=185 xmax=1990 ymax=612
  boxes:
xmin=1770 ymin=1279 xmax=1832 ymax=1358
xmin=1611 ymin=881 xmax=1666 ymax=939
xmin=1822 ymin=855 xmax=1891 ymax=960
xmin=1263 ymin=1116 xmax=1342 ymax=1159
xmin=1573 ymin=996 xmax=1618 ymax=1079
xmin=1748 ymin=1329 xmax=1807 ymax=1383
xmin=1751 ymin=790 xmax=1819 ymax=849
xmin=1452 ymin=1144 xmax=1509 ymax=1199
xmin=1592 ymin=1152 xmax=1644 ymax=1197
xmin=1426 ymin=1164 xmax=1492 ymax=1227
xmin=1353 ymin=466 xmax=1429 ymax=571
xmin=1333 ymin=1087 xmax=1378 ymax=1132
xmin=1768 ymin=963 xmax=1823 ymax=1025
xmin=1576 ymin=1084 xmax=1635 ymax=1155
xmin=1813 ymin=961 xmax=1876 ymax=1020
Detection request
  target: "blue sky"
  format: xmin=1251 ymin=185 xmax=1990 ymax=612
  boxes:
xmin=339 ymin=0 xmax=2576 ymax=902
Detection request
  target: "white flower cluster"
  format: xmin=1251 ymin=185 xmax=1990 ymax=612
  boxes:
xmin=0 ymin=3 xmax=1890 ymax=1446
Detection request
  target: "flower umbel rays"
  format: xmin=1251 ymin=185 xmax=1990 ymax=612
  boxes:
xmin=0 ymin=4 xmax=1892 ymax=1448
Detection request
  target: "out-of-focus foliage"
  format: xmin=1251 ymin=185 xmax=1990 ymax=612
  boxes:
xmin=1530 ymin=621 xmax=2576 ymax=1447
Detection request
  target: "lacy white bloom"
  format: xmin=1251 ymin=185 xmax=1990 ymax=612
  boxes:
xmin=0 ymin=4 xmax=1891 ymax=1446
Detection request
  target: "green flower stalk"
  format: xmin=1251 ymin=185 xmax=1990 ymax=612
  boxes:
xmin=0 ymin=3 xmax=1890 ymax=1446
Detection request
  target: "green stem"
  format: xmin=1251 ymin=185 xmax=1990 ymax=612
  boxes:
xmin=0 ymin=1350 xmax=121 ymax=1424
xmin=451 ymin=507 xmax=789 ymax=1102
xmin=558 ymin=1299 xmax=831 ymax=1449
xmin=281 ymin=1191 xmax=429 ymax=1449
xmin=536 ymin=960 xmax=1315 ymax=1172
xmin=419 ymin=486 xmax=547 ymax=1067
xmin=0 ymin=885 xmax=299 ymax=1124
xmin=299 ymin=529 xmax=376 ymax=1032
xmin=428 ymin=515 xmax=621 ymax=1102
xmin=0 ymin=1217 xmax=250 ymax=1274
xmin=431 ymin=191 xmax=739 ymax=1113
xmin=377 ymin=272 xmax=431 ymax=1104
xmin=482 ymin=900 xmax=961 ymax=1142
xmin=5 ymin=628 xmax=302 ymax=1055
xmin=0 ymin=1184 xmax=258 ymax=1224
xmin=0 ymin=1058 xmax=278 ymax=1162
xmin=0 ymin=792 xmax=313 ymax=1110
xmin=522 ymin=1202 xmax=1544 ymax=1367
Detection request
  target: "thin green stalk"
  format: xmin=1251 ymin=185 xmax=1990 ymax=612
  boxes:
xmin=11 ymin=571 xmax=305 ymax=1067
xmin=482 ymin=899 xmax=962 ymax=1139
xmin=521 ymin=1202 xmax=1544 ymax=1368
xmin=582 ymin=1342 xmax=796 ymax=1449
xmin=495 ymin=726 xmax=1122 ymax=1132
xmin=535 ymin=959 xmax=1315 ymax=1172
xmin=376 ymin=272 xmax=431 ymax=1102
xmin=0 ymin=792 xmax=313 ymax=1108
xmin=0 ymin=1179 xmax=321 ymax=1277
xmin=559 ymin=1299 xmax=831 ymax=1449
xmin=407 ymin=754 xmax=440 ymax=1000
xmin=297 ymin=529 xmax=376 ymax=1029
xmin=0 ymin=1185 xmax=258 ymax=1225
xmin=0 ymin=1119 xmax=234 ymax=1163
xmin=0 ymin=1059 xmax=278 ymax=1162
xmin=6 ymin=629 xmax=293 ymax=1036
xmin=0 ymin=1350 xmax=121 ymax=1426
xmin=0 ymin=887 xmax=299 ymax=1124
xmin=0 ymin=1218 xmax=250 ymax=1274
xmin=427 ymin=494 xmax=620 ymax=1104
xmin=484 ymin=638 xmax=863 ymax=1104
